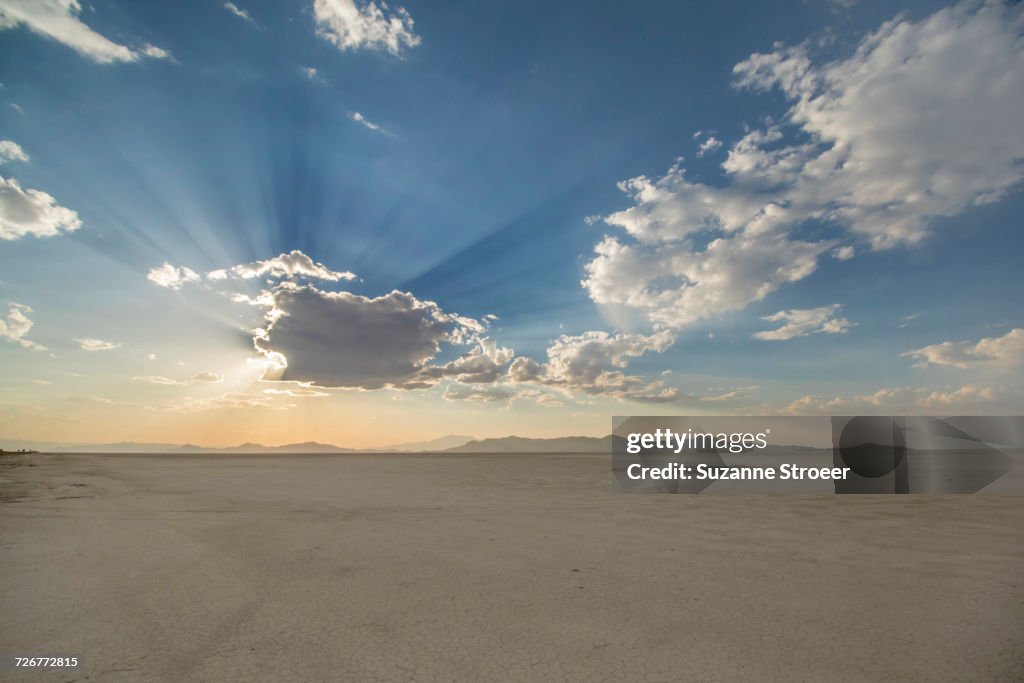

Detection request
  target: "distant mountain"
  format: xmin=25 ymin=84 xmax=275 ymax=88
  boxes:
xmin=0 ymin=439 xmax=77 ymax=452
xmin=47 ymin=441 xmax=184 ymax=453
xmin=173 ymin=441 xmax=355 ymax=454
xmin=445 ymin=435 xmax=612 ymax=453
xmin=375 ymin=435 xmax=474 ymax=452
xmin=4 ymin=434 xmax=608 ymax=455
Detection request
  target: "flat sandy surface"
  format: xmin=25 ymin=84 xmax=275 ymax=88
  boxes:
xmin=1 ymin=452 xmax=1022 ymax=682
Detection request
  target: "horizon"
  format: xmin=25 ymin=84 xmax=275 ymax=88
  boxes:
xmin=1 ymin=0 xmax=1022 ymax=447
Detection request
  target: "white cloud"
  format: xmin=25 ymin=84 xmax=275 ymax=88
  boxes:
xmin=583 ymin=227 xmax=827 ymax=328
xmin=132 ymin=375 xmax=186 ymax=386
xmin=147 ymin=262 xmax=200 ymax=290
xmin=0 ymin=140 xmax=28 ymax=163
xmin=783 ymin=385 xmax=1007 ymax=414
xmin=508 ymin=330 xmax=680 ymax=403
xmin=0 ymin=303 xmax=45 ymax=350
xmin=208 ymin=250 xmax=356 ymax=282
xmin=898 ymin=312 xmax=920 ymax=329
xmin=584 ymin=1 xmax=1024 ymax=329
xmin=312 ymin=0 xmax=420 ymax=56
xmin=262 ymin=387 xmax=329 ymax=397
xmin=350 ymin=111 xmax=387 ymax=134
xmin=132 ymin=372 xmax=224 ymax=386
xmin=427 ymin=339 xmax=514 ymax=384
xmin=0 ymin=0 xmax=171 ymax=63
xmin=301 ymin=66 xmax=324 ymax=82
xmin=695 ymin=386 xmax=758 ymax=402
xmin=904 ymin=328 xmax=1024 ymax=369
xmin=75 ymin=337 xmax=120 ymax=351
xmin=442 ymin=383 xmax=517 ymax=403
xmin=141 ymin=44 xmax=172 ymax=60
xmin=753 ymin=304 xmax=855 ymax=341
xmin=0 ymin=175 xmax=81 ymax=240
xmin=223 ymin=2 xmax=255 ymax=25
xmin=918 ymin=385 xmax=1005 ymax=407
xmin=696 ymin=136 xmax=721 ymax=157
xmin=832 ymin=245 xmax=854 ymax=261
xmin=731 ymin=0 xmax=1024 ymax=248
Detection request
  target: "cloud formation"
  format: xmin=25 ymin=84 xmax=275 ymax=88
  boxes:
xmin=584 ymin=1 xmax=1024 ymax=329
xmin=904 ymin=328 xmax=1024 ymax=369
xmin=191 ymin=371 xmax=223 ymax=383
xmin=153 ymin=250 xmax=699 ymax=405
xmin=506 ymin=330 xmax=680 ymax=403
xmin=0 ymin=140 xmax=28 ymax=163
xmin=753 ymin=304 xmax=855 ymax=341
xmin=784 ymin=385 xmax=1007 ymax=414
xmin=0 ymin=175 xmax=81 ymax=241
xmin=223 ymin=2 xmax=256 ymax=26
xmin=0 ymin=0 xmax=171 ymax=63
xmin=147 ymin=263 xmax=200 ymax=290
xmin=132 ymin=375 xmax=186 ymax=386
xmin=75 ymin=337 xmax=120 ymax=351
xmin=253 ymin=283 xmax=489 ymax=390
xmin=208 ymin=250 xmax=356 ymax=282
xmin=0 ymin=303 xmax=45 ymax=350
xmin=832 ymin=246 xmax=855 ymax=261
xmin=312 ymin=0 xmax=420 ymax=55
xmin=350 ymin=111 xmax=387 ymax=134
xmin=696 ymin=136 xmax=721 ymax=157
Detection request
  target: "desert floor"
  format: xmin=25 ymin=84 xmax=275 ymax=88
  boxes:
xmin=1 ymin=452 xmax=1022 ymax=682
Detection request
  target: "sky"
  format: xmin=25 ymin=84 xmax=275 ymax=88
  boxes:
xmin=0 ymin=0 xmax=1022 ymax=448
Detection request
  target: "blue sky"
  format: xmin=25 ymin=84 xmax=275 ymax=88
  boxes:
xmin=0 ymin=0 xmax=1022 ymax=446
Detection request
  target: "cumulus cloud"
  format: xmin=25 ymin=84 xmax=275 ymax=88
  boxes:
xmin=731 ymin=0 xmax=1024 ymax=247
xmin=832 ymin=246 xmax=855 ymax=261
xmin=696 ymin=136 xmax=721 ymax=157
xmin=252 ymin=283 xmax=489 ymax=390
xmin=208 ymin=250 xmax=356 ymax=282
xmin=161 ymin=248 xmax=679 ymax=404
xmin=0 ymin=175 xmax=81 ymax=240
xmin=904 ymin=328 xmax=1024 ymax=369
xmin=147 ymin=263 xmax=200 ymax=290
xmin=0 ymin=140 xmax=28 ymax=163
xmin=506 ymin=330 xmax=680 ymax=403
xmin=753 ymin=304 xmax=855 ymax=341
xmin=584 ymin=1 xmax=1024 ymax=329
xmin=0 ymin=0 xmax=171 ymax=63
xmin=75 ymin=337 xmax=120 ymax=351
xmin=584 ymin=226 xmax=827 ymax=328
xmin=312 ymin=0 xmax=420 ymax=55
xmin=428 ymin=339 xmax=515 ymax=384
xmin=0 ymin=303 xmax=45 ymax=350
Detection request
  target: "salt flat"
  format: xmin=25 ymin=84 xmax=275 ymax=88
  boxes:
xmin=1 ymin=452 xmax=1022 ymax=682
